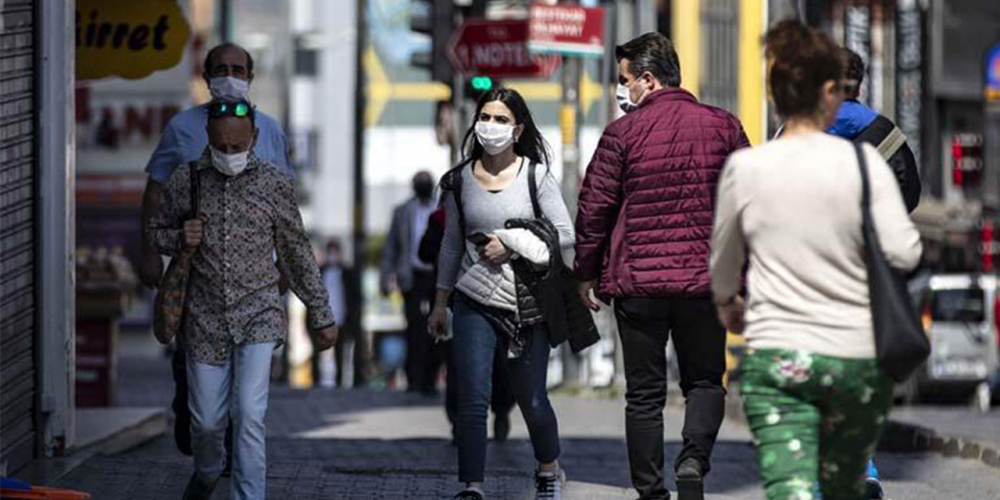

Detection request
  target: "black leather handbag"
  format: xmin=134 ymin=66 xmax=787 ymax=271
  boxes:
xmin=854 ymin=143 xmax=929 ymax=383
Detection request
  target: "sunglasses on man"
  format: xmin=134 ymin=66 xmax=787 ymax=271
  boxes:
xmin=208 ymin=100 xmax=253 ymax=119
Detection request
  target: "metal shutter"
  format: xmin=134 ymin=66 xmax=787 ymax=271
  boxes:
xmin=0 ymin=0 xmax=37 ymax=474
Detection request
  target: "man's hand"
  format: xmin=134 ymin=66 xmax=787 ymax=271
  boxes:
xmin=139 ymin=246 xmax=164 ymax=289
xmin=380 ymin=275 xmax=397 ymax=297
xmin=578 ymin=280 xmax=604 ymax=312
xmin=183 ymin=215 xmax=208 ymax=250
xmin=313 ymin=324 xmax=339 ymax=352
xmin=479 ymin=234 xmax=513 ymax=265
xmin=715 ymin=296 xmax=746 ymax=334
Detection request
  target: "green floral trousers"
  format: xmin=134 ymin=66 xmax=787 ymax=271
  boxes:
xmin=741 ymin=349 xmax=893 ymax=500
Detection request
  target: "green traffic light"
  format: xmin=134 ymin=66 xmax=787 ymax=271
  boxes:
xmin=470 ymin=76 xmax=493 ymax=91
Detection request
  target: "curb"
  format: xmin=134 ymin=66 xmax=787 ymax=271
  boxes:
xmin=879 ymin=419 xmax=1000 ymax=469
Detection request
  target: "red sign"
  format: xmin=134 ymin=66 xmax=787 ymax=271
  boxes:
xmin=528 ymin=4 xmax=606 ymax=57
xmin=449 ymin=19 xmax=561 ymax=79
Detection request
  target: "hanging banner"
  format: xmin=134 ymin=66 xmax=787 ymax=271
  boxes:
xmin=76 ymin=0 xmax=191 ymax=80
xmin=986 ymin=42 xmax=1000 ymax=102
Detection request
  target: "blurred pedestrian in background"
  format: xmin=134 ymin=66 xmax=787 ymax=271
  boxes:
xmin=829 ymin=47 xmax=921 ymax=214
xmin=826 ymin=46 xmax=924 ymax=500
xmin=574 ymin=32 xmax=749 ymax=500
xmin=314 ymin=239 xmax=367 ymax=388
xmin=428 ymin=87 xmax=574 ymax=500
xmin=148 ymin=103 xmax=337 ymax=500
xmin=418 ymin=205 xmax=515 ymax=445
xmin=139 ymin=42 xmax=293 ymax=463
xmin=710 ymin=20 xmax=922 ymax=500
xmin=381 ymin=171 xmax=443 ymax=394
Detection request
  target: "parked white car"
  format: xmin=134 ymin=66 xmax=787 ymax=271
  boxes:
xmin=903 ymin=274 xmax=1000 ymax=410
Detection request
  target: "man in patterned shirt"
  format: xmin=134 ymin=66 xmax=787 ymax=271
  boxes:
xmin=148 ymin=102 xmax=337 ymax=500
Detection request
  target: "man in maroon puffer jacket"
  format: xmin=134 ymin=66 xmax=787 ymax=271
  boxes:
xmin=574 ymin=32 xmax=749 ymax=500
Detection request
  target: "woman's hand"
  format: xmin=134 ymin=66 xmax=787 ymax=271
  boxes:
xmin=428 ymin=305 xmax=450 ymax=341
xmin=479 ymin=234 xmax=513 ymax=265
xmin=715 ymin=296 xmax=746 ymax=334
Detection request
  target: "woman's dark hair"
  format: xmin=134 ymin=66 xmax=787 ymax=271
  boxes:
xmin=457 ymin=87 xmax=551 ymax=169
xmin=615 ymin=32 xmax=681 ymax=87
xmin=765 ymin=20 xmax=843 ymax=118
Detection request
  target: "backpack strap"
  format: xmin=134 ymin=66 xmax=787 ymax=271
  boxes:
xmin=188 ymin=161 xmax=201 ymax=219
xmin=876 ymin=125 xmax=907 ymax=161
xmin=528 ymin=162 xmax=542 ymax=219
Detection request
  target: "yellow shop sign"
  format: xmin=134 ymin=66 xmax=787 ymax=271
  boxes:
xmin=76 ymin=0 xmax=191 ymax=80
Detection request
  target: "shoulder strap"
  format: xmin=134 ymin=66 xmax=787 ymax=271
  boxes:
xmin=876 ymin=125 xmax=907 ymax=161
xmin=449 ymin=165 xmax=466 ymax=237
xmin=528 ymin=162 xmax=542 ymax=219
xmin=854 ymin=143 xmax=872 ymax=221
xmin=188 ymin=161 xmax=201 ymax=218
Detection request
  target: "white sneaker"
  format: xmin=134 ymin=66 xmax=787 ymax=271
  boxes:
xmin=534 ymin=469 xmax=565 ymax=500
xmin=975 ymin=382 xmax=993 ymax=413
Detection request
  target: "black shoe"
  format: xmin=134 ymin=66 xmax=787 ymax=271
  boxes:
xmin=452 ymin=489 xmax=484 ymax=500
xmin=493 ymin=412 xmax=511 ymax=442
xmin=181 ymin=473 xmax=217 ymax=500
xmin=866 ymin=478 xmax=885 ymax=499
xmin=675 ymin=458 xmax=704 ymax=500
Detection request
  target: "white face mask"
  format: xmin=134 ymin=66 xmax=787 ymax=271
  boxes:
xmin=475 ymin=121 xmax=516 ymax=156
xmin=616 ymin=80 xmax=648 ymax=114
xmin=209 ymin=76 xmax=250 ymax=102
xmin=210 ymin=146 xmax=251 ymax=176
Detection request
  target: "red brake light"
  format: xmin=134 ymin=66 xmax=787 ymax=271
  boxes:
xmin=994 ymin=295 xmax=1000 ymax=353
xmin=922 ymin=302 xmax=933 ymax=332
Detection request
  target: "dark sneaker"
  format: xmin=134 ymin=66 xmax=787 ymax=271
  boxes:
xmin=181 ymin=473 xmax=217 ymax=500
xmin=866 ymin=477 xmax=885 ymax=499
xmin=534 ymin=469 xmax=565 ymax=500
xmin=676 ymin=458 xmax=704 ymax=500
xmin=493 ymin=412 xmax=511 ymax=442
xmin=452 ymin=489 xmax=484 ymax=500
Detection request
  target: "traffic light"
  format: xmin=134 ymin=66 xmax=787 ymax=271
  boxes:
xmin=411 ymin=0 xmax=454 ymax=82
xmin=464 ymin=76 xmax=496 ymax=101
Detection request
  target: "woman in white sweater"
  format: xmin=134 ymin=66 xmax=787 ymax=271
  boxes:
xmin=709 ymin=21 xmax=922 ymax=500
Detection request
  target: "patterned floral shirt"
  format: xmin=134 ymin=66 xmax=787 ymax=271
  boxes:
xmin=149 ymin=150 xmax=335 ymax=365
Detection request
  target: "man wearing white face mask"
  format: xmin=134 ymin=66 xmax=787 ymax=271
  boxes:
xmin=575 ymin=32 xmax=750 ymax=500
xmin=138 ymin=42 xmax=293 ymax=460
xmin=148 ymin=104 xmax=337 ymax=500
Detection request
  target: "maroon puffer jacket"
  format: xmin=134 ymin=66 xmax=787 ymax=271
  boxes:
xmin=574 ymin=88 xmax=749 ymax=299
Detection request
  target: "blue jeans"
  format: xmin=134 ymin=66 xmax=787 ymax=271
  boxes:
xmin=452 ymin=298 xmax=561 ymax=482
xmin=188 ymin=342 xmax=274 ymax=500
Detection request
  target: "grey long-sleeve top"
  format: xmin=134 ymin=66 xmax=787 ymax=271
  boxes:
xmin=437 ymin=163 xmax=574 ymax=311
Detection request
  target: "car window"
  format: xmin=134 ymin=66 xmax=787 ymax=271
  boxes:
xmin=931 ymin=288 xmax=985 ymax=322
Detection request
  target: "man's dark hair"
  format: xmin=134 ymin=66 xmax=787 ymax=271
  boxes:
xmin=203 ymin=43 xmax=255 ymax=76
xmin=841 ymin=47 xmax=865 ymax=99
xmin=615 ymin=32 xmax=681 ymax=87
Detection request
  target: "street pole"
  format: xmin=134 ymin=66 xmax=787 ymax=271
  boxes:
xmin=352 ymin=0 xmax=368 ymax=381
xmin=559 ymin=0 xmax=583 ymax=387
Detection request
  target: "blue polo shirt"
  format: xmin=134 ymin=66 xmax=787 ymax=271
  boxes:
xmin=145 ymin=103 xmax=293 ymax=183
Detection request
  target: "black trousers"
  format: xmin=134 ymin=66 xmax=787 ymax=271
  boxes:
xmin=403 ymin=271 xmax=442 ymax=393
xmin=614 ymin=297 xmax=727 ymax=500
xmin=172 ymin=348 xmax=232 ymax=458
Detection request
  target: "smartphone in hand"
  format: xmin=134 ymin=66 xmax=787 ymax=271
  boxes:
xmin=467 ymin=232 xmax=490 ymax=246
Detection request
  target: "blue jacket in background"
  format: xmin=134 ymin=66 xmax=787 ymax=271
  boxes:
xmin=827 ymin=99 xmax=879 ymax=140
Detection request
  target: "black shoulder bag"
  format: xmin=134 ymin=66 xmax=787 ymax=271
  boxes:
xmin=854 ymin=143 xmax=929 ymax=382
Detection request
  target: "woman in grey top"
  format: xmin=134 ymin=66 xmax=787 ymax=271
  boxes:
xmin=428 ymin=88 xmax=574 ymax=500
